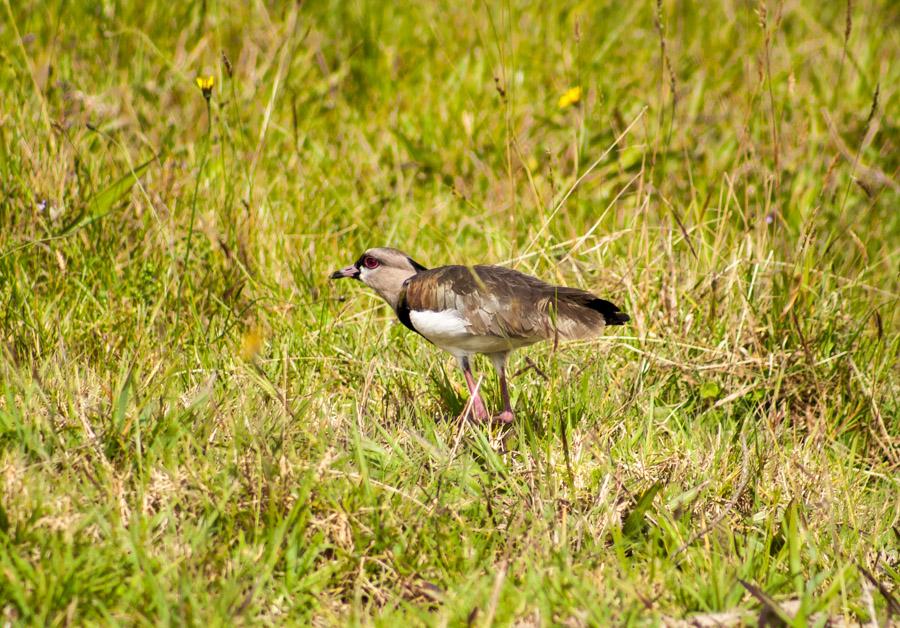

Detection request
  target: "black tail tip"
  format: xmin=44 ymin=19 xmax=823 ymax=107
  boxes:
xmin=587 ymin=298 xmax=630 ymax=326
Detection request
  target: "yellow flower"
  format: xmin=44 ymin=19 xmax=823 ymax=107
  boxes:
xmin=240 ymin=326 xmax=264 ymax=361
xmin=558 ymin=86 xmax=582 ymax=109
xmin=195 ymin=75 xmax=215 ymax=99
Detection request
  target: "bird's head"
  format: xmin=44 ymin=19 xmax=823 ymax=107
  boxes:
xmin=330 ymin=247 xmax=427 ymax=309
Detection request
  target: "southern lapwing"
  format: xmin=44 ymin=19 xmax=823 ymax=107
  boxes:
xmin=331 ymin=247 xmax=629 ymax=423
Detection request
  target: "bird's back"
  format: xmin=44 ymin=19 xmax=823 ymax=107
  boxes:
xmin=398 ymin=264 xmax=627 ymax=347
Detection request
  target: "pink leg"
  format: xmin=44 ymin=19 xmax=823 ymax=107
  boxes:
xmin=494 ymin=364 xmax=515 ymax=424
xmin=460 ymin=357 xmax=490 ymax=422
xmin=490 ymin=353 xmax=515 ymax=424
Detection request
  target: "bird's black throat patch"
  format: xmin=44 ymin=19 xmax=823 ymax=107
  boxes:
xmin=395 ymin=280 xmax=431 ymax=343
xmin=396 ymin=299 xmax=416 ymax=333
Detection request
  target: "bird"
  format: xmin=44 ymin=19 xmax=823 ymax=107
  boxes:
xmin=331 ymin=247 xmax=628 ymax=424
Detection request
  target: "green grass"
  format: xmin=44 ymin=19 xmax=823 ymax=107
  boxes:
xmin=1 ymin=0 xmax=899 ymax=624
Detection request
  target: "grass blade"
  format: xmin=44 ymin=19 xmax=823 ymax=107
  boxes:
xmin=58 ymin=157 xmax=155 ymax=235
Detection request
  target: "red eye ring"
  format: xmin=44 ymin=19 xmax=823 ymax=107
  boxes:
xmin=363 ymin=256 xmax=380 ymax=269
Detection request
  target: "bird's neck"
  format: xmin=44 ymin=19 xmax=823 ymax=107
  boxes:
xmin=368 ymin=269 xmax=418 ymax=311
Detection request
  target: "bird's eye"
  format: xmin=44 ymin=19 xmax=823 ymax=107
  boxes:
xmin=363 ymin=256 xmax=380 ymax=269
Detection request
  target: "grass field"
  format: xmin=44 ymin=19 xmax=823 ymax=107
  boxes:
xmin=1 ymin=0 xmax=899 ymax=624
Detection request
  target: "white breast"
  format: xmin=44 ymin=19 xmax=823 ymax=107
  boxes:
xmin=409 ymin=309 xmax=470 ymax=341
xmin=408 ymin=309 xmax=537 ymax=355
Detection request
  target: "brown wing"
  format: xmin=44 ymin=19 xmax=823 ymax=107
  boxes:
xmin=401 ymin=265 xmax=624 ymax=341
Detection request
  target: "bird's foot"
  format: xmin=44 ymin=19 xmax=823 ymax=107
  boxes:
xmin=466 ymin=396 xmax=491 ymax=423
xmin=492 ymin=410 xmax=515 ymax=425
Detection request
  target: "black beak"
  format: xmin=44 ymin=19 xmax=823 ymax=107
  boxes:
xmin=330 ymin=264 xmax=360 ymax=280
